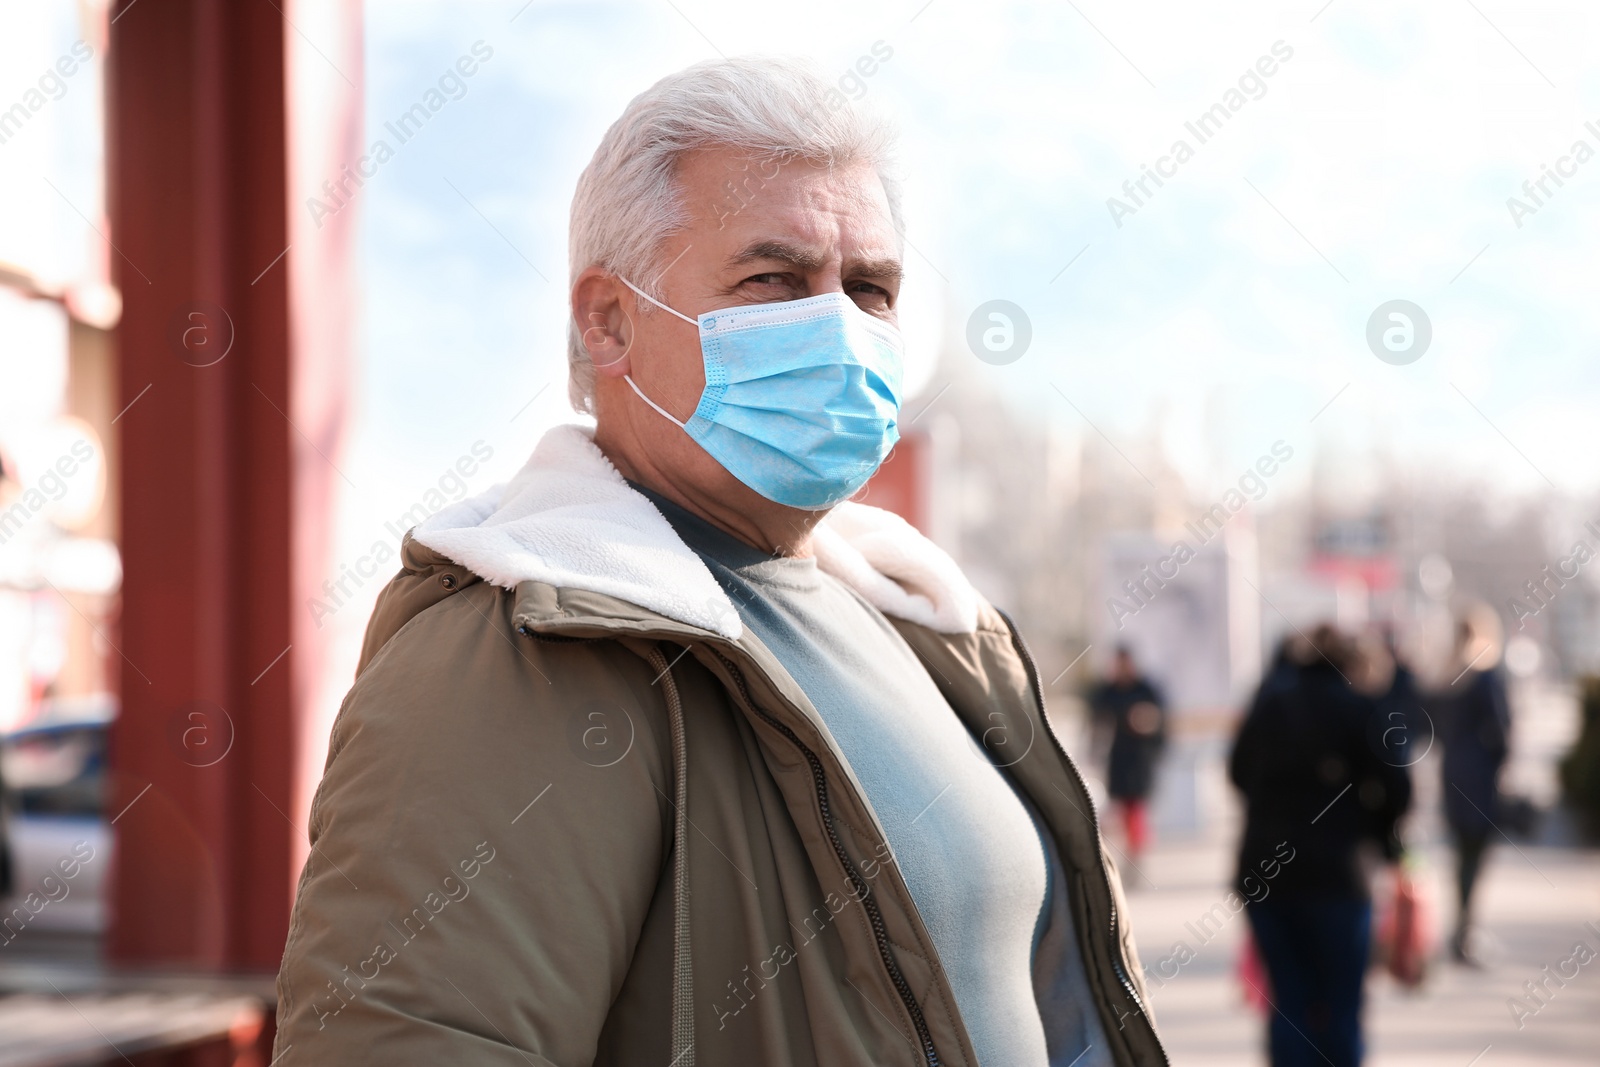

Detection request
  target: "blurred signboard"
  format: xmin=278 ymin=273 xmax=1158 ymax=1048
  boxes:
xmin=1094 ymin=529 xmax=1261 ymax=715
xmin=1309 ymin=514 xmax=1398 ymax=591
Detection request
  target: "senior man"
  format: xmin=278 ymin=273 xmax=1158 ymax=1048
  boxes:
xmin=274 ymin=58 xmax=1163 ymax=1067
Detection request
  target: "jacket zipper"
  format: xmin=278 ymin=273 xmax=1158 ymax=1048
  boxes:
xmin=997 ymin=611 xmax=1169 ymax=1067
xmin=713 ymin=651 xmax=943 ymax=1067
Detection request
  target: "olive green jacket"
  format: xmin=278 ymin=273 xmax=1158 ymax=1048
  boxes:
xmin=274 ymin=425 xmax=1164 ymax=1067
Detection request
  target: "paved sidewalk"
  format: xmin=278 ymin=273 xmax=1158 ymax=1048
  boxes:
xmin=1121 ymin=828 xmax=1600 ymax=1067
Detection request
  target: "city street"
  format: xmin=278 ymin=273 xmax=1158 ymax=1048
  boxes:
xmin=1114 ymin=676 xmax=1600 ymax=1067
xmin=1128 ymin=828 xmax=1600 ymax=1067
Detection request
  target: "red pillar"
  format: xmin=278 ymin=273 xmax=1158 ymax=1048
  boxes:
xmin=858 ymin=431 xmax=933 ymax=534
xmin=106 ymin=0 xmax=353 ymax=971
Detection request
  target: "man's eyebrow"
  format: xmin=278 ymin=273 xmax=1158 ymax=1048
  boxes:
xmin=850 ymin=257 xmax=904 ymax=281
xmin=725 ymin=240 xmax=903 ymax=281
xmin=726 ymin=240 xmax=828 ymax=272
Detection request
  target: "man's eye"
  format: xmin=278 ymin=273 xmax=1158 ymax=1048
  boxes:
xmin=849 ymin=282 xmax=892 ymax=307
xmin=743 ymin=273 xmax=789 ymax=286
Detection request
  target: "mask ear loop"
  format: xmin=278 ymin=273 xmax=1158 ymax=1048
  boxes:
xmin=617 ymin=275 xmax=699 ymax=430
xmin=619 ymin=276 xmax=699 ymax=326
xmin=623 ymin=375 xmax=689 ymax=430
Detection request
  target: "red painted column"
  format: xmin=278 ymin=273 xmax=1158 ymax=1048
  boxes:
xmin=858 ymin=431 xmax=933 ymax=534
xmin=105 ymin=0 xmax=353 ymax=972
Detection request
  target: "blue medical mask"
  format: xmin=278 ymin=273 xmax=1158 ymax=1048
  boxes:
xmin=619 ymin=277 xmax=904 ymax=511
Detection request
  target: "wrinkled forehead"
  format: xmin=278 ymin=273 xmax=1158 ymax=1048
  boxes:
xmin=673 ymin=147 xmax=901 ymax=271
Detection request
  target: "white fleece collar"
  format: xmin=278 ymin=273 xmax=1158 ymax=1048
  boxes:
xmin=412 ymin=424 xmax=979 ymax=641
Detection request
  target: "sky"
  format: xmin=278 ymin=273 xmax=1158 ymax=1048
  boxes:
xmin=337 ymin=0 xmax=1600 ymax=557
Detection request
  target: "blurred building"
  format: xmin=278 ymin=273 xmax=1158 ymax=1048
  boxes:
xmin=2 ymin=1 xmax=361 ymax=1061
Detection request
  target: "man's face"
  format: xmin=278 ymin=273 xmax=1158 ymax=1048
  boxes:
xmin=577 ymin=145 xmax=902 ymax=542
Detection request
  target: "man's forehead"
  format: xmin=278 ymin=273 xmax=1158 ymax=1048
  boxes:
xmin=677 ymin=147 xmax=898 ymax=263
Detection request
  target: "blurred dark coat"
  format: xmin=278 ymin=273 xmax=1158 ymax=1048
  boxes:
xmin=1229 ymin=660 xmax=1412 ymax=899
xmin=1374 ymin=662 xmax=1423 ymax=768
xmin=1438 ymin=667 xmax=1511 ymax=835
xmin=1089 ymin=678 xmax=1167 ymax=800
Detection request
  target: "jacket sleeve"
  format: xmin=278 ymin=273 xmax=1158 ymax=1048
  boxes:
xmin=274 ymin=587 xmax=673 ymax=1065
xmin=1483 ymin=670 xmax=1513 ymax=763
xmin=1228 ymin=696 xmax=1268 ymax=795
xmin=1349 ymin=695 xmax=1412 ymax=859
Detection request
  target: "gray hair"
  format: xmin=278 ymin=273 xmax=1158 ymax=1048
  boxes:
xmin=565 ymin=56 xmax=902 ymax=412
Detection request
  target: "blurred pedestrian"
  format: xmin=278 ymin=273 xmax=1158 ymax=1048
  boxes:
xmin=1374 ymin=627 xmax=1420 ymax=769
xmin=1229 ymin=625 xmax=1412 ymax=1067
xmin=1436 ymin=608 xmax=1511 ymax=966
xmin=1089 ymin=646 xmax=1167 ymax=870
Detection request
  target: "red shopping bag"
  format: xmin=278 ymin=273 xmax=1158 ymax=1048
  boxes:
xmin=1236 ymin=926 xmax=1272 ymax=1014
xmin=1374 ymin=863 xmax=1432 ymax=988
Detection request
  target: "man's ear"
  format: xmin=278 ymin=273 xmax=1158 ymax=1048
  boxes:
xmin=571 ymin=267 xmax=632 ymax=378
